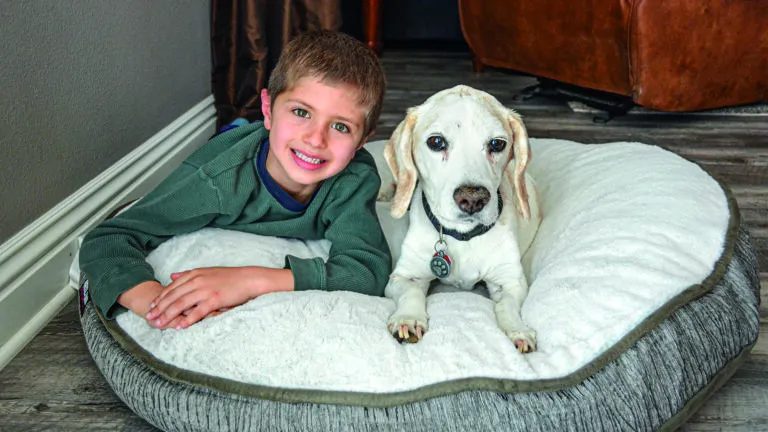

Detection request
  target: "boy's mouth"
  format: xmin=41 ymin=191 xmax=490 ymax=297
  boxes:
xmin=291 ymin=149 xmax=327 ymax=170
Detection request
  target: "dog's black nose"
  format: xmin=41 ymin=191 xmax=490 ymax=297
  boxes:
xmin=453 ymin=186 xmax=490 ymax=215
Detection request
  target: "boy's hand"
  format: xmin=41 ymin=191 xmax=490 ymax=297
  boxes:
xmin=117 ymin=281 xmax=185 ymax=329
xmin=145 ymin=266 xmax=294 ymax=329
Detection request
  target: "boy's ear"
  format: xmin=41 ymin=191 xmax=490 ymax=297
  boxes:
xmin=260 ymin=89 xmax=272 ymax=130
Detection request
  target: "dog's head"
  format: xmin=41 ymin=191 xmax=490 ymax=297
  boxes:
xmin=384 ymin=85 xmax=531 ymax=230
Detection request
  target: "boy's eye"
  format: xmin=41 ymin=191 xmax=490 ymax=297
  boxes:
xmin=292 ymin=108 xmax=310 ymax=118
xmin=332 ymin=122 xmax=350 ymax=133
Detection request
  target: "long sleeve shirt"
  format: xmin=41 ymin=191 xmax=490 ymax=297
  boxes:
xmin=79 ymin=122 xmax=391 ymax=318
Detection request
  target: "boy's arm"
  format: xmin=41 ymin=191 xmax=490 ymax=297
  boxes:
xmin=144 ymin=266 xmax=295 ymax=329
xmin=79 ymin=165 xmax=223 ymax=319
xmin=286 ymin=168 xmax=392 ymax=296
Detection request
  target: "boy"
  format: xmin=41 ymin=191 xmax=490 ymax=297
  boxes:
xmin=79 ymin=30 xmax=390 ymax=330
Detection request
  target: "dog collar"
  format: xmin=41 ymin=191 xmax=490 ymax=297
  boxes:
xmin=421 ymin=190 xmax=503 ymax=242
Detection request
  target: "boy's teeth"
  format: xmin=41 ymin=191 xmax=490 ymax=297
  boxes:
xmin=293 ymin=150 xmax=323 ymax=164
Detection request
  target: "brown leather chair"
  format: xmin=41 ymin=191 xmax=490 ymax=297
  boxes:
xmin=459 ymin=0 xmax=768 ymax=111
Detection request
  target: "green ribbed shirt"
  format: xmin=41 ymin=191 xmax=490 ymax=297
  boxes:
xmin=80 ymin=122 xmax=391 ymax=319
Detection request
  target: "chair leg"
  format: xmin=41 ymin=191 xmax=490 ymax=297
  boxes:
xmin=471 ymin=52 xmax=485 ymax=73
xmin=363 ymin=0 xmax=383 ymax=56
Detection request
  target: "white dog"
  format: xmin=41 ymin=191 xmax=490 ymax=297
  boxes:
xmin=380 ymin=85 xmax=542 ymax=353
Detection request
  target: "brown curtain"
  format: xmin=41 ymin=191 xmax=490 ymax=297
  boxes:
xmin=210 ymin=0 xmax=342 ymax=128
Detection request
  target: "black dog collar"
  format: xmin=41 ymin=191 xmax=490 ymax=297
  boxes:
xmin=421 ymin=190 xmax=503 ymax=242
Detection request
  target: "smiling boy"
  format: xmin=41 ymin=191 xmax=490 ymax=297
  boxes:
xmin=79 ymin=31 xmax=390 ymax=329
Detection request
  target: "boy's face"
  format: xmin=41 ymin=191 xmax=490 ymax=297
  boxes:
xmin=261 ymin=77 xmax=371 ymax=202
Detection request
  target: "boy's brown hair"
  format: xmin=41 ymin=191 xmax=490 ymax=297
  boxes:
xmin=267 ymin=30 xmax=386 ymax=138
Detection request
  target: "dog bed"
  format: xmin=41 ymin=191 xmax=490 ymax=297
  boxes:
xmin=76 ymin=138 xmax=760 ymax=431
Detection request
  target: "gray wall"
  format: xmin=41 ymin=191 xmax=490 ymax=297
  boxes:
xmin=0 ymin=1 xmax=211 ymax=244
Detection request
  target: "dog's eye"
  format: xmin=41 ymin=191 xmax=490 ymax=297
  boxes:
xmin=426 ymin=136 xmax=448 ymax=152
xmin=488 ymin=138 xmax=507 ymax=153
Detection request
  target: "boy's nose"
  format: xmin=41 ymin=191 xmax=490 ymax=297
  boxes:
xmin=303 ymin=124 xmax=327 ymax=148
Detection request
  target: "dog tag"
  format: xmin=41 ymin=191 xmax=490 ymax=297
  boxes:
xmin=430 ymin=251 xmax=452 ymax=279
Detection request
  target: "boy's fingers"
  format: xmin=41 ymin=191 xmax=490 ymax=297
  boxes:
xmin=170 ymin=271 xmax=187 ymax=281
xmin=147 ymin=279 xmax=199 ymax=319
xmin=153 ymin=305 xmax=230 ymax=330
xmin=152 ymin=292 xmax=206 ymax=327
xmin=157 ymin=280 xmax=181 ymax=300
xmin=205 ymin=307 xmax=231 ymax=318
xmin=162 ymin=316 xmax=185 ymax=330
xmin=157 ymin=271 xmax=194 ymax=300
xmin=147 ymin=314 xmax=182 ymax=329
xmin=176 ymin=305 xmax=213 ymax=329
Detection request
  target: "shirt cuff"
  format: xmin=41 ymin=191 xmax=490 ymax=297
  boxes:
xmin=284 ymin=255 xmax=326 ymax=291
xmin=90 ymin=265 xmax=157 ymax=319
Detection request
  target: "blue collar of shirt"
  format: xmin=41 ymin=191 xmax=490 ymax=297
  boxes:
xmin=256 ymin=139 xmax=315 ymax=212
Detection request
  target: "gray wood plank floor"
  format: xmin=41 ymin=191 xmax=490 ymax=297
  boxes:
xmin=1 ymin=49 xmax=766 ymax=431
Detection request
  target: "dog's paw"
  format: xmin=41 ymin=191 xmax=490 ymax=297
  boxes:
xmin=504 ymin=328 xmax=537 ymax=353
xmin=387 ymin=315 xmax=428 ymax=344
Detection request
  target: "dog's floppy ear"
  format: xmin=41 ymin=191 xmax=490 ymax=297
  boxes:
xmin=384 ymin=109 xmax=419 ymax=218
xmin=505 ymin=109 xmax=532 ymax=220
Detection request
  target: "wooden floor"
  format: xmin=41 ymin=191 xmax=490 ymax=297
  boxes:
xmin=1 ymin=49 xmax=766 ymax=431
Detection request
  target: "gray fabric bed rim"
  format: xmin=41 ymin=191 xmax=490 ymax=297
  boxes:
xmin=92 ymin=182 xmax=748 ymax=408
xmin=82 ymin=222 xmax=760 ymax=431
xmin=658 ymin=339 xmax=755 ymax=432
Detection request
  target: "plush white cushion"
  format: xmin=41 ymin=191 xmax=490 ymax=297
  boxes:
xmin=110 ymin=138 xmax=729 ymax=393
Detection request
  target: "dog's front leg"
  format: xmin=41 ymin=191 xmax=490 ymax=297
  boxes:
xmin=385 ymin=275 xmax=432 ymax=343
xmin=486 ymin=272 xmax=537 ymax=353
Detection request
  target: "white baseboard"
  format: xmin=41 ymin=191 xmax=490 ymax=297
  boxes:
xmin=0 ymin=96 xmax=217 ymax=371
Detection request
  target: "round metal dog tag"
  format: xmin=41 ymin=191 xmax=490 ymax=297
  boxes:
xmin=430 ymin=251 xmax=452 ymax=279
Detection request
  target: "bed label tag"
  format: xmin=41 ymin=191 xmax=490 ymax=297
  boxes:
xmin=430 ymin=250 xmax=452 ymax=279
xmin=78 ymin=273 xmax=90 ymax=317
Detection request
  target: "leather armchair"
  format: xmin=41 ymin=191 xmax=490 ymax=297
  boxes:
xmin=459 ymin=0 xmax=768 ymax=111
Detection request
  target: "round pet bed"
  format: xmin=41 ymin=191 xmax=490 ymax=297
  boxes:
xmin=77 ymin=139 xmax=761 ymax=432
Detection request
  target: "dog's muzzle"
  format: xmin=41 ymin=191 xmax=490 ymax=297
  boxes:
xmin=453 ymin=185 xmax=490 ymax=215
